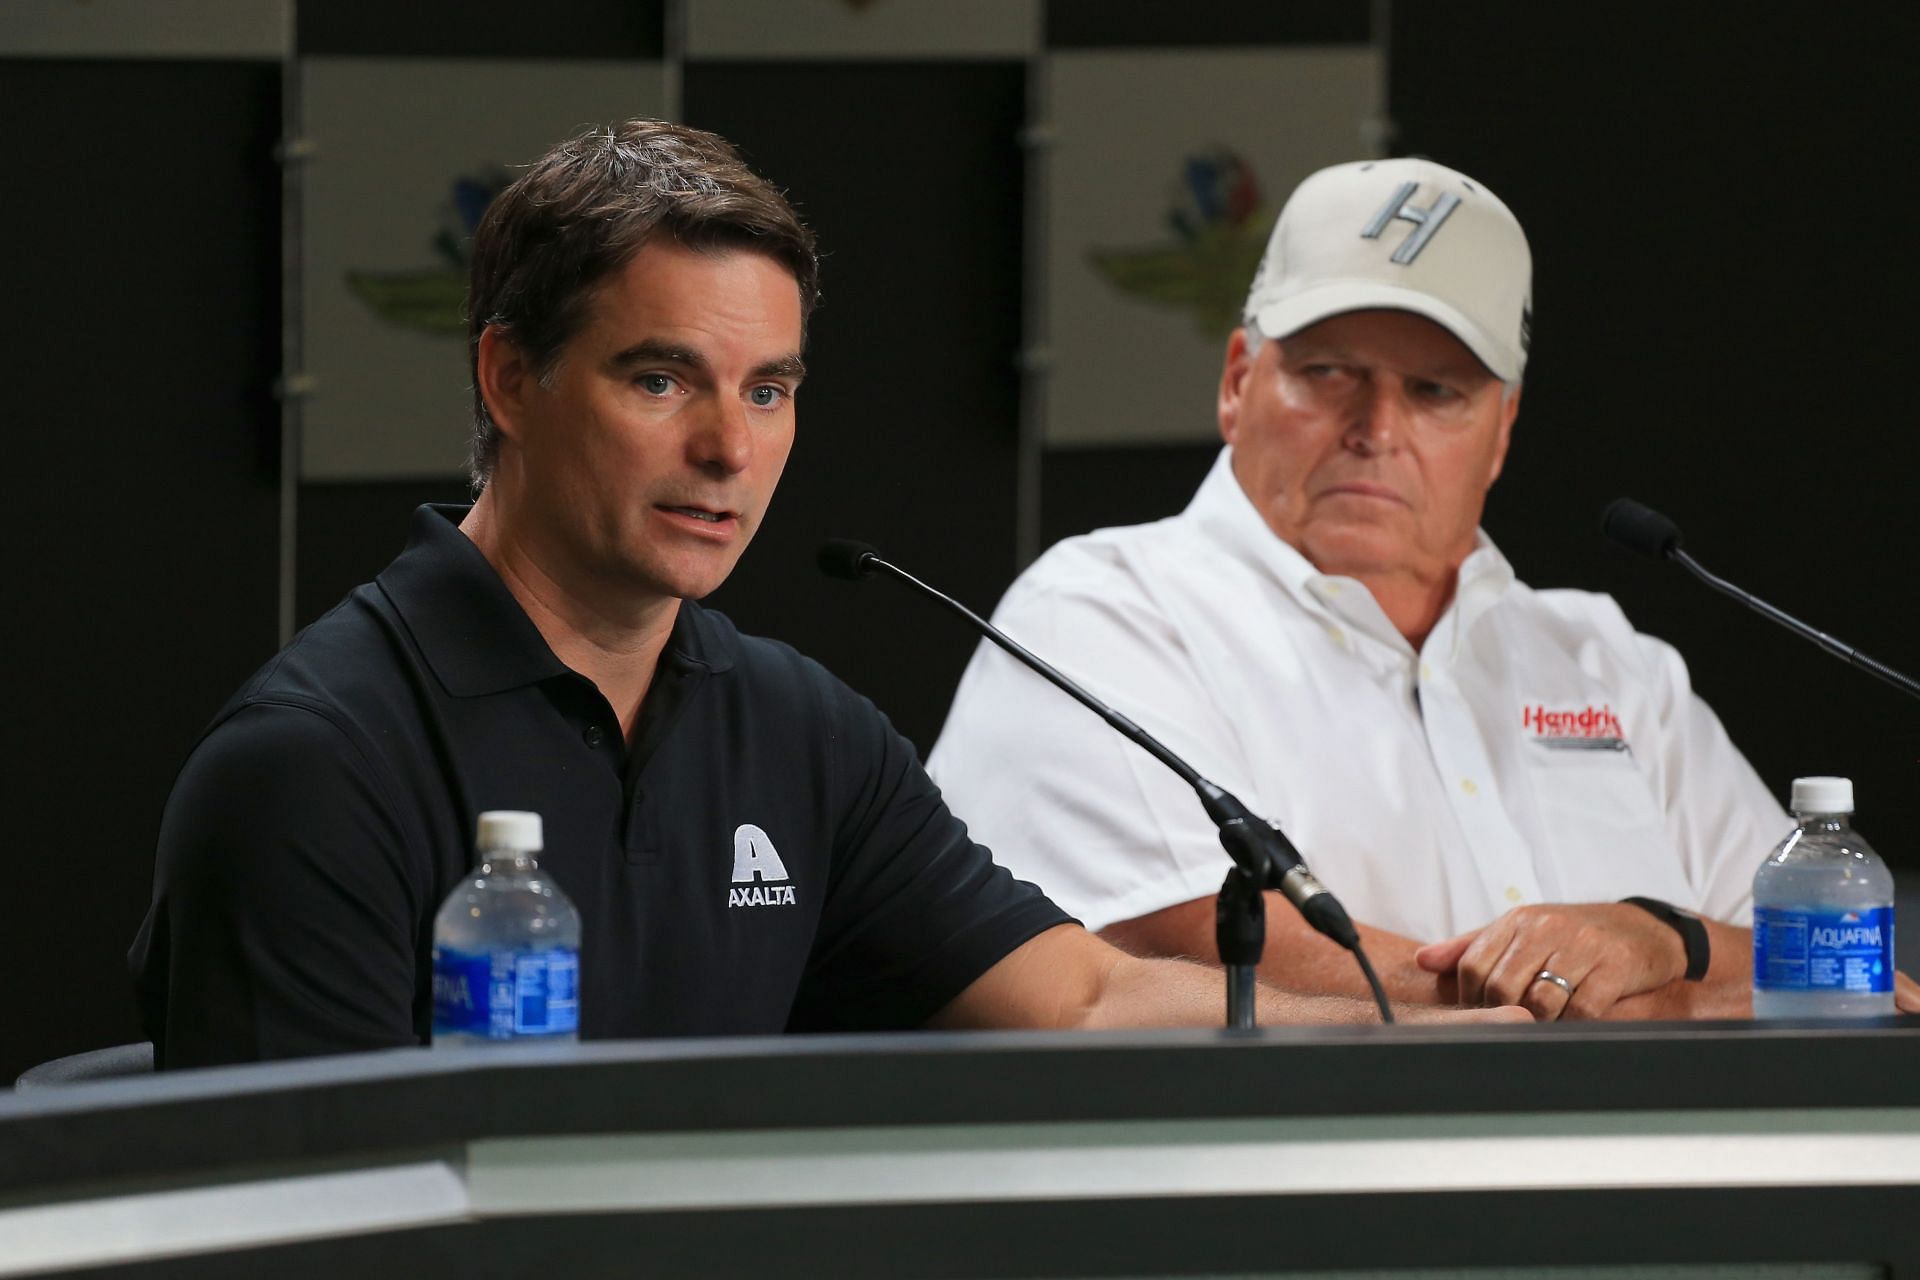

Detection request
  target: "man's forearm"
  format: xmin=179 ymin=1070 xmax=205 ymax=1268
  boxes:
xmin=1100 ymin=890 xmax=1453 ymax=1006
xmin=931 ymin=922 xmax=1526 ymax=1030
xmin=1081 ymin=952 xmax=1395 ymax=1029
xmin=1604 ymin=919 xmax=1753 ymax=1020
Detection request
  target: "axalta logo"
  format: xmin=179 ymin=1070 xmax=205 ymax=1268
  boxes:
xmin=728 ymin=823 xmax=796 ymax=908
xmin=1522 ymin=704 xmax=1624 ymax=739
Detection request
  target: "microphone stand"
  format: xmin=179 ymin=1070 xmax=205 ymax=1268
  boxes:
xmin=1216 ymin=866 xmax=1266 ymax=1030
xmin=837 ymin=549 xmax=1388 ymax=1029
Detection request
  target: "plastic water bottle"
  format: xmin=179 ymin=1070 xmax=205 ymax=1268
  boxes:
xmin=1752 ymin=777 xmax=1895 ymax=1018
xmin=431 ymin=811 xmax=581 ymax=1045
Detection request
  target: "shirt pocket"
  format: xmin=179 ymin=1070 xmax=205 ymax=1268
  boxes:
xmin=1525 ymin=738 xmax=1662 ymax=825
xmin=1522 ymin=743 xmax=1692 ymax=902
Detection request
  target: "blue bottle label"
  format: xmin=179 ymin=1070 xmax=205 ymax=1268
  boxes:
xmin=432 ymin=946 xmax=580 ymax=1039
xmin=1752 ymin=906 xmax=1893 ymax=993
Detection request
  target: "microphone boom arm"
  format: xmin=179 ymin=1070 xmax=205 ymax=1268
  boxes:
xmin=1670 ymin=548 xmax=1920 ymax=702
xmin=844 ymin=549 xmax=1387 ymax=1027
xmin=869 ymin=555 xmax=1325 ymax=887
xmin=874 ymin=558 xmax=1215 ymax=799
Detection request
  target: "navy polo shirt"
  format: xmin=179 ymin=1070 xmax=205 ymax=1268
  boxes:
xmin=130 ymin=506 xmax=1070 ymax=1068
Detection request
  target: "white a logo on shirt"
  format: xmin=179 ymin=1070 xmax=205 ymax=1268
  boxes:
xmin=729 ymin=823 xmax=796 ymax=908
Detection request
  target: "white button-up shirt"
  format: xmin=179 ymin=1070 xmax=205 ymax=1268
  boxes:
xmin=929 ymin=448 xmax=1783 ymax=939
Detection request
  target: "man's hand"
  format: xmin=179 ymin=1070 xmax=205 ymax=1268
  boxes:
xmin=1900 ymin=970 xmax=1920 ymax=1014
xmin=1414 ymin=902 xmax=1687 ymax=1020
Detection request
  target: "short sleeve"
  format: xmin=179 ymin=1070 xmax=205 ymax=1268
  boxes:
xmin=928 ymin=557 xmax=1256 ymax=932
xmin=129 ymin=701 xmax=428 ymax=1067
xmin=785 ymin=679 xmax=1071 ymax=1032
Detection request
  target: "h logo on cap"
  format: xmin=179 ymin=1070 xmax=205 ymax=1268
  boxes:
xmin=1361 ymin=182 xmax=1460 ymax=264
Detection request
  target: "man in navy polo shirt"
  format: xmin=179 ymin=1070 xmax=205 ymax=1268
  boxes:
xmin=130 ymin=121 xmax=1518 ymax=1067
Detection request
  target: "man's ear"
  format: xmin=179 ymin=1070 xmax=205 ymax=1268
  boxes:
xmin=475 ymin=325 xmax=532 ymax=443
xmin=1218 ymin=327 xmax=1256 ymax=446
xmin=1485 ymin=380 xmax=1522 ymax=487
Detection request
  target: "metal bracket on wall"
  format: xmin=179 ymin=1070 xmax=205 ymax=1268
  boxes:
xmin=1015 ymin=57 xmax=1054 ymax=571
xmin=1017 ymin=122 xmax=1055 ymax=150
xmin=273 ymin=136 xmax=318 ymax=166
xmin=274 ymin=373 xmax=318 ymax=402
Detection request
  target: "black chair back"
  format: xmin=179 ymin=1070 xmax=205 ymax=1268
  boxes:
xmin=14 ymin=1042 xmax=154 ymax=1089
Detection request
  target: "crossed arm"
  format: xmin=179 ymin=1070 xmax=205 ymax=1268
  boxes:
xmin=1099 ymin=892 xmax=1920 ymax=1020
xmin=929 ymin=921 xmax=1529 ymax=1030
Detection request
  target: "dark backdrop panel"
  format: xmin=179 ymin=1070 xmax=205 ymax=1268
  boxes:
xmin=1041 ymin=444 xmax=1218 ymax=549
xmin=1393 ymin=4 xmax=1920 ymax=865
xmin=297 ymin=480 xmax=472 ymax=624
xmin=3 ymin=61 xmax=282 ymax=1080
xmin=1047 ymin=0 xmax=1369 ymax=47
xmin=297 ymin=0 xmax=664 ymax=58
xmin=685 ymin=62 xmax=1027 ymax=757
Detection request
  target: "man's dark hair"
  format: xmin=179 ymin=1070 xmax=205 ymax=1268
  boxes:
xmin=465 ymin=119 xmax=820 ymax=488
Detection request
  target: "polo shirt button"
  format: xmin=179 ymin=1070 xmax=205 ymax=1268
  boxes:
xmin=1460 ymin=777 xmax=1478 ymax=796
xmin=584 ymin=725 xmax=605 ymax=748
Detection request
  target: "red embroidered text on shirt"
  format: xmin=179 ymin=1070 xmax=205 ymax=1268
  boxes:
xmin=1522 ymin=704 xmax=1623 ymax=738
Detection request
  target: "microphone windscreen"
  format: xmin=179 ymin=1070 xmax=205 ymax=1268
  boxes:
xmin=817 ymin=538 xmax=881 ymax=580
xmin=1601 ymin=498 xmax=1683 ymax=558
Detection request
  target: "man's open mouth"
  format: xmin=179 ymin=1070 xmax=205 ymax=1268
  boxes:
xmin=661 ymin=505 xmax=730 ymax=523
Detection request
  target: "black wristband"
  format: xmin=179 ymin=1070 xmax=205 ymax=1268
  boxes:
xmin=1621 ymin=896 xmax=1709 ymax=981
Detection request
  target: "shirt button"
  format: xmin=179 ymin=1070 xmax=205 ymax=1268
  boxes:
xmin=1420 ymin=662 xmax=1433 ymax=681
xmin=1460 ymin=777 xmax=1479 ymax=796
xmin=1325 ymin=624 xmax=1346 ymax=646
xmin=583 ymin=725 xmax=605 ymax=748
xmin=1505 ymin=886 xmax=1524 ymax=904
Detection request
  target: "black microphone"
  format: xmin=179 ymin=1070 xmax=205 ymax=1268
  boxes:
xmin=819 ymin=539 xmax=1379 ymax=1006
xmin=817 ymin=539 xmax=882 ymax=581
xmin=1602 ymin=499 xmax=1920 ymax=702
xmin=1599 ymin=498 xmax=1680 ymax=558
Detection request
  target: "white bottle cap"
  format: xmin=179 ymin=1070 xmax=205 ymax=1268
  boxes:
xmin=1790 ymin=776 xmax=1853 ymax=815
xmin=475 ymin=810 xmax=544 ymax=852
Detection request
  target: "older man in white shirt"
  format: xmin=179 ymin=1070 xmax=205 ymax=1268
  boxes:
xmin=931 ymin=158 xmax=1914 ymax=1020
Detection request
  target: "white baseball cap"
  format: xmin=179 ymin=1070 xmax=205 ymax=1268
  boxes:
xmin=1243 ymin=157 xmax=1533 ymax=381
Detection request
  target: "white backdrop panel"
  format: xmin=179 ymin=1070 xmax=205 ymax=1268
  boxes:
xmin=0 ymin=0 xmax=288 ymax=59
xmin=300 ymin=58 xmax=664 ymax=480
xmin=1044 ymin=48 xmax=1383 ymax=448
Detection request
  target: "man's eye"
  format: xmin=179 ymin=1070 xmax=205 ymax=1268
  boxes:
xmin=748 ymin=385 xmax=787 ymax=408
xmin=1412 ymin=380 xmax=1461 ymax=402
xmin=638 ymin=373 xmax=675 ymax=396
